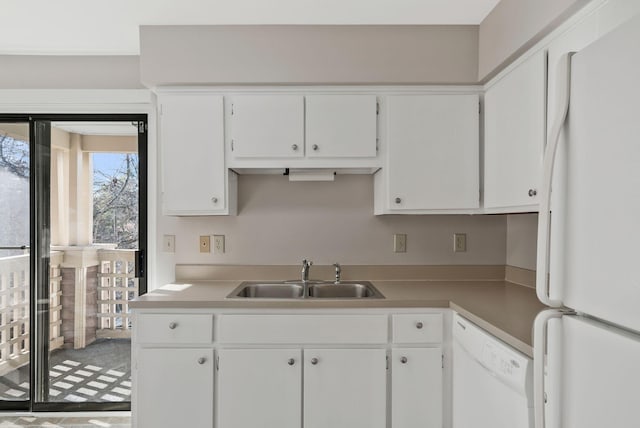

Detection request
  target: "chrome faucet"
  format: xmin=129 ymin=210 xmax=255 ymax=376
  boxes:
xmin=301 ymin=259 xmax=313 ymax=282
xmin=301 ymin=259 xmax=313 ymax=298
xmin=333 ymin=263 xmax=341 ymax=284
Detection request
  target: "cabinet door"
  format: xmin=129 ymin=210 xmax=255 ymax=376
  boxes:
xmin=304 ymin=348 xmax=386 ymax=428
xmin=484 ymin=50 xmax=546 ymax=210
xmin=136 ymin=348 xmax=213 ymax=428
xmin=159 ymin=93 xmax=227 ymax=215
xmin=385 ymin=95 xmax=479 ymax=210
xmin=230 ymin=95 xmax=304 ymax=158
xmin=217 ymin=348 xmax=302 ymax=428
xmin=305 ymin=95 xmax=377 ymax=158
xmin=391 ymin=348 xmax=443 ymax=428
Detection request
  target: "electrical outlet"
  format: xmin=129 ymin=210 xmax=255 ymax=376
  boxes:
xmin=454 ymin=233 xmax=467 ymax=252
xmin=163 ymin=235 xmax=175 ymax=253
xmin=213 ymin=235 xmax=225 ymax=254
xmin=200 ymin=235 xmax=210 ymax=253
xmin=394 ymin=234 xmax=407 ymax=253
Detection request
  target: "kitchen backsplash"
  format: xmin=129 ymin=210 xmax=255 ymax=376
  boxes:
xmin=158 ymin=175 xmax=507 ymax=270
xmin=506 ymin=213 xmax=538 ymax=271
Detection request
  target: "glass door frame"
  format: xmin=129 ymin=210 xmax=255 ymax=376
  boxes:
xmin=0 ymin=113 xmax=148 ymax=412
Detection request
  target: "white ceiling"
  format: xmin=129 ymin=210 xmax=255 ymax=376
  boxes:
xmin=0 ymin=0 xmax=500 ymax=55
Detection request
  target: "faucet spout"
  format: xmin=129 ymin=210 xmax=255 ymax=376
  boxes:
xmin=301 ymin=259 xmax=313 ymax=298
xmin=301 ymin=259 xmax=313 ymax=282
xmin=333 ymin=263 xmax=341 ymax=284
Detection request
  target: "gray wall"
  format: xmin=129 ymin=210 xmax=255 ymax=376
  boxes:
xmin=140 ymin=25 xmax=479 ymax=86
xmin=158 ymin=175 xmax=507 ymax=266
xmin=0 ymin=55 xmax=142 ymax=89
xmin=478 ymin=0 xmax=589 ymax=80
xmin=506 ymin=213 xmax=538 ymax=270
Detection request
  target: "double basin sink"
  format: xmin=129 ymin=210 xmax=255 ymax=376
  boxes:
xmin=227 ymin=280 xmax=384 ymax=299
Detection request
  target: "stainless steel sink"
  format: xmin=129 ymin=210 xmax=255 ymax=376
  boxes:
xmin=308 ymin=282 xmax=384 ymax=299
xmin=231 ymin=283 xmax=304 ymax=298
xmin=227 ymin=280 xmax=384 ymax=299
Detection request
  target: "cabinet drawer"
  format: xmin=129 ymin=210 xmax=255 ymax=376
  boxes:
xmin=218 ymin=315 xmax=388 ymax=344
xmin=137 ymin=314 xmax=213 ymax=344
xmin=392 ymin=313 xmax=442 ymax=344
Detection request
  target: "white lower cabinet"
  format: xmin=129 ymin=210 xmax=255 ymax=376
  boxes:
xmin=217 ymin=348 xmax=302 ymax=428
xmin=216 ymin=348 xmax=386 ymax=428
xmin=136 ymin=348 xmax=214 ymax=428
xmin=392 ymin=347 xmax=443 ymax=428
xmin=304 ymin=348 xmax=387 ymax=428
xmin=133 ymin=310 xmax=449 ymax=428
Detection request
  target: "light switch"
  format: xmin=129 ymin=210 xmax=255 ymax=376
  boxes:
xmin=163 ymin=235 xmax=175 ymax=253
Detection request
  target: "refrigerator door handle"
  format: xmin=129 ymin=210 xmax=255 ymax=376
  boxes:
xmin=536 ymin=52 xmax=575 ymax=307
xmin=534 ymin=309 xmax=574 ymax=428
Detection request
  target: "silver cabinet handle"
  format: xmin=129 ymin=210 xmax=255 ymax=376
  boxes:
xmin=292 ymin=144 xmax=298 ymax=151
xmin=416 ymin=322 xmax=423 ymax=329
xmin=211 ymin=197 xmax=218 ymax=203
xmin=310 ymin=357 xmax=319 ymax=365
xmin=312 ymin=144 xmax=319 ymax=151
xmin=528 ymin=189 xmax=537 ymax=197
xmin=288 ymin=358 xmax=295 ymax=366
xmin=197 ymin=357 xmax=206 ymax=365
xmin=400 ymin=356 xmax=408 ymax=364
xmin=395 ymin=197 xmax=402 ymax=204
xmin=168 ymin=322 xmax=177 ymax=330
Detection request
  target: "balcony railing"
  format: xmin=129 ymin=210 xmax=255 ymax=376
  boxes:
xmin=0 ymin=248 xmax=135 ymax=376
xmin=0 ymin=251 xmax=64 ymax=377
xmin=97 ymin=249 xmax=138 ymax=338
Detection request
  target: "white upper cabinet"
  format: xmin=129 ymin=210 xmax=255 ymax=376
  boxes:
xmin=230 ymin=95 xmax=304 ymax=158
xmin=159 ymin=93 xmax=235 ymax=216
xmin=483 ymin=50 xmax=546 ymax=212
xmin=375 ymin=94 xmax=480 ymax=214
xmin=305 ymin=95 xmax=377 ymax=158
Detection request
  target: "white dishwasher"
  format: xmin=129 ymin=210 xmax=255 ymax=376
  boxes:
xmin=452 ymin=312 xmax=533 ymax=428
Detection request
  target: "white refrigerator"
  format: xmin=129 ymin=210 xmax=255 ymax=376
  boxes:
xmin=534 ymin=12 xmax=640 ymax=428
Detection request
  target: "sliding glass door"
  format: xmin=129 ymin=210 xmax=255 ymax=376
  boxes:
xmin=0 ymin=115 xmax=147 ymax=411
xmin=0 ymin=121 xmax=31 ymax=410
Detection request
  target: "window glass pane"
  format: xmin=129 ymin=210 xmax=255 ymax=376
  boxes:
xmin=0 ymin=123 xmax=30 ymax=402
xmin=47 ymin=122 xmax=138 ymax=403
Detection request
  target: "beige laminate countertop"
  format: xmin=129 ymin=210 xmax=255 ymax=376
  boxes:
xmin=131 ymin=280 xmax=546 ymax=357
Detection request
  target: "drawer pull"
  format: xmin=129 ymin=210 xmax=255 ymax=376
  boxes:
xmin=310 ymin=357 xmax=319 ymax=365
xmin=197 ymin=357 xmax=206 ymax=365
xmin=416 ymin=322 xmax=424 ymax=329
xmin=400 ymin=356 xmax=408 ymax=364
xmin=287 ymin=358 xmax=295 ymax=366
xmin=168 ymin=322 xmax=178 ymax=330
